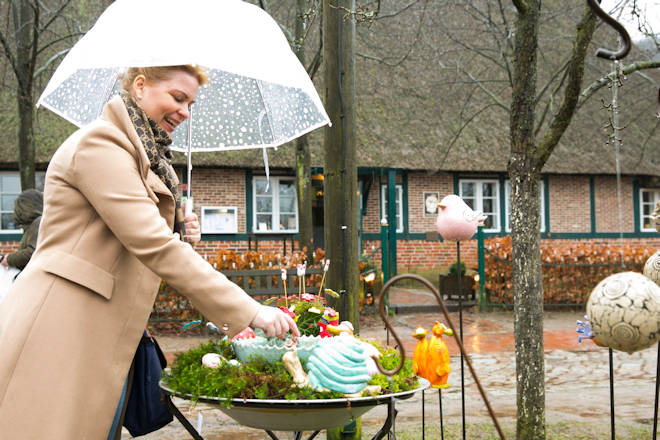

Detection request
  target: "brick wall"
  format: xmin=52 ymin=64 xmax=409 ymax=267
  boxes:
xmin=549 ymin=175 xmax=590 ymax=232
xmin=406 ymin=172 xmax=454 ymax=233
xmin=184 ymin=168 xmax=247 ymax=232
xmin=594 ymin=176 xmax=634 ymax=232
xmin=362 ymin=238 xmax=480 ymax=271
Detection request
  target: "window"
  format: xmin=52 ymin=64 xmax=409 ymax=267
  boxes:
xmin=458 ymin=179 xmax=500 ymax=232
xmin=505 ymin=180 xmax=546 ymax=232
xmin=0 ymin=172 xmax=45 ymax=233
xmin=380 ymin=184 xmax=403 ymax=233
xmin=640 ymin=188 xmax=660 ymax=232
xmin=201 ymin=206 xmax=237 ymax=234
xmin=253 ymin=177 xmax=298 ymax=233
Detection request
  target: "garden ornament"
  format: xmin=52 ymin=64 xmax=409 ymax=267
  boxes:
xmin=586 ymin=271 xmax=660 ymax=353
xmin=436 ymin=194 xmax=487 ymax=241
xmin=412 ymin=326 xmax=429 ymax=380
xmin=644 ymin=251 xmax=660 ymax=286
xmin=412 ymin=322 xmax=453 ymax=388
xmin=282 ymin=350 xmax=311 ymax=388
xmin=201 ymin=353 xmax=239 ymax=368
xmin=306 ymin=335 xmax=379 ymax=394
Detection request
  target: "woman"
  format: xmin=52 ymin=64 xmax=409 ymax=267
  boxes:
xmin=0 ymin=65 xmax=298 ymax=439
xmin=1 ymin=189 xmax=43 ymax=271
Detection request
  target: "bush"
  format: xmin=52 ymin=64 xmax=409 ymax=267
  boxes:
xmin=484 ymin=236 xmax=648 ymax=305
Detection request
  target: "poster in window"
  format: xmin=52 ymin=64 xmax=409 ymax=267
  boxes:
xmin=201 ymin=206 xmax=238 ymax=234
xmin=423 ymin=192 xmax=439 ymax=217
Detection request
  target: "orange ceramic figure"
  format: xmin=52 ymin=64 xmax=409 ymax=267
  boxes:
xmin=413 ymin=321 xmax=454 ymax=388
xmin=412 ymin=326 xmax=429 ymax=379
xmin=428 ymin=321 xmax=453 ymax=388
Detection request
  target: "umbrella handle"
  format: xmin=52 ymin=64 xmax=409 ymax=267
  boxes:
xmin=185 ymin=198 xmax=194 ymax=217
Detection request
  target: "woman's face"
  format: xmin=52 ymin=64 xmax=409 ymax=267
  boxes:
xmin=133 ymin=70 xmax=200 ymax=136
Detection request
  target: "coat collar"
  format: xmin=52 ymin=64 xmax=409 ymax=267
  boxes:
xmin=101 ymin=95 xmax=151 ymax=180
xmin=100 ymin=96 xmax=178 ymax=199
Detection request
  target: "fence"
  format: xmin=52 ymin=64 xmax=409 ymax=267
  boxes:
xmin=150 ymin=267 xmax=323 ymax=322
xmin=483 ymin=247 xmax=645 ymax=307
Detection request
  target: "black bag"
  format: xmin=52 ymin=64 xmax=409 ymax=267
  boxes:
xmin=123 ymin=332 xmax=173 ymax=436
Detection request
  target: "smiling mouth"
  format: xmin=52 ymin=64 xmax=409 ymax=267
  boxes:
xmin=163 ymin=117 xmax=178 ymax=131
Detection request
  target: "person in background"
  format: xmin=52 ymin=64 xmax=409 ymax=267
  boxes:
xmin=0 ymin=65 xmax=299 ymax=439
xmin=0 ymin=189 xmax=43 ymax=271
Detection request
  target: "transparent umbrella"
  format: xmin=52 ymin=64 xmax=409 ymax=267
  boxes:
xmin=37 ymin=0 xmax=330 ymax=208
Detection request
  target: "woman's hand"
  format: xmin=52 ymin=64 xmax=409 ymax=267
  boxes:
xmin=183 ymin=211 xmax=201 ymax=246
xmin=250 ymin=305 xmax=300 ymax=341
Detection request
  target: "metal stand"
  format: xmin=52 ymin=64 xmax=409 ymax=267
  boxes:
xmin=164 ymin=393 xmax=399 ymax=440
xmin=456 ymin=241 xmax=466 ymax=440
xmin=609 ymin=347 xmax=615 ymax=440
xmin=421 ymin=389 xmax=425 ymax=440
xmin=439 ymin=389 xmax=445 ymax=440
xmin=654 ymin=342 xmax=660 ymax=440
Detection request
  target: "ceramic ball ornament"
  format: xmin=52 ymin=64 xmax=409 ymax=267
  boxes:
xmin=643 ymin=251 xmax=660 ymax=286
xmin=586 ymin=271 xmax=660 ymax=354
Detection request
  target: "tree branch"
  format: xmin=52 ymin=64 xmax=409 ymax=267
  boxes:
xmin=33 ymin=47 xmax=69 ymax=78
xmin=0 ymin=28 xmax=19 ymax=80
xmin=375 ymin=0 xmax=423 ymax=20
xmin=578 ymin=60 xmax=660 ymax=109
xmin=536 ymin=4 xmax=598 ymax=166
xmin=38 ymin=0 xmax=71 ymax=33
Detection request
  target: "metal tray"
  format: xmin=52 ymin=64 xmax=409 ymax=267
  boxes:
xmin=160 ymin=378 xmax=429 ymax=431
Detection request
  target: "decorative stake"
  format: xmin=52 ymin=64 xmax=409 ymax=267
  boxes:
xmin=302 ymin=261 xmax=307 ymax=296
xmin=296 ymin=264 xmax=304 ymax=300
xmin=319 ymin=259 xmax=331 ymax=298
xmin=281 ymin=268 xmax=288 ymax=307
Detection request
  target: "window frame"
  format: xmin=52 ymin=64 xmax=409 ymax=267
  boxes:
xmin=458 ymin=178 xmax=501 ymax=233
xmin=0 ymin=172 xmax=45 ymax=234
xmin=640 ymin=187 xmax=660 ymax=232
xmin=505 ymin=179 xmax=546 ymax=232
xmin=380 ymin=184 xmax=404 ymax=233
xmin=252 ymin=176 xmax=299 ymax=234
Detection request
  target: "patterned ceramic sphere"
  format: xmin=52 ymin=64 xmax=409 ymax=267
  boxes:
xmin=644 ymin=251 xmax=660 ymax=286
xmin=587 ymin=271 xmax=660 ymax=354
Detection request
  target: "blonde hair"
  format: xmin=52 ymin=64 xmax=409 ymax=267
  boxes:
xmin=120 ymin=65 xmax=208 ymax=93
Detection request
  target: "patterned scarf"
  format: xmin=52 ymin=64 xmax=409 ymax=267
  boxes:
xmin=121 ymin=91 xmax=185 ymax=238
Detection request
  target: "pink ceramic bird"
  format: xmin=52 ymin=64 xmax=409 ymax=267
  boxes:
xmin=436 ymin=194 xmax=487 ymax=241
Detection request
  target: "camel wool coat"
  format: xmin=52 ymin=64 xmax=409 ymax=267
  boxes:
xmin=0 ymin=96 xmax=260 ymax=439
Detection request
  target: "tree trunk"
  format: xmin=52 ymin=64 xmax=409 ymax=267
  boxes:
xmin=294 ymin=0 xmax=313 ymax=260
xmin=323 ymin=0 xmax=359 ymax=335
xmin=14 ymin=0 xmax=36 ymax=190
xmin=509 ymin=161 xmax=545 ymax=440
xmin=510 ymin=0 xmax=545 ymax=438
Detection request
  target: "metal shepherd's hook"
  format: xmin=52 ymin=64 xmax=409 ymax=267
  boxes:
xmin=586 ymin=0 xmax=632 ymax=60
xmin=374 ymin=274 xmax=506 ymax=440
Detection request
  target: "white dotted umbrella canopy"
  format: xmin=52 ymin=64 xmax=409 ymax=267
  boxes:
xmin=37 ymin=0 xmax=330 ymax=153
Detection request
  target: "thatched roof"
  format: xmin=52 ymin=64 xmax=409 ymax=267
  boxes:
xmin=1 ymin=0 xmax=659 ymax=176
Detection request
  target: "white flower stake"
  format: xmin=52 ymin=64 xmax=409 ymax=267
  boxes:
xmin=302 ymin=262 xmax=307 ymax=296
xmin=297 ymin=264 xmax=304 ymax=300
xmin=319 ymin=259 xmax=330 ymax=298
xmin=281 ymin=268 xmax=288 ymax=307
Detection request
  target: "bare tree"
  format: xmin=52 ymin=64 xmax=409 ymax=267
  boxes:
xmin=0 ymin=0 xmax=101 ymax=189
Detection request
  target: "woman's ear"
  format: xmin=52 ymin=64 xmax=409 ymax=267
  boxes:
xmin=133 ymin=74 xmax=146 ymax=101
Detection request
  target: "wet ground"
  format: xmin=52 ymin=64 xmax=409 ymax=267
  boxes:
xmin=121 ymin=288 xmax=660 ymax=439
